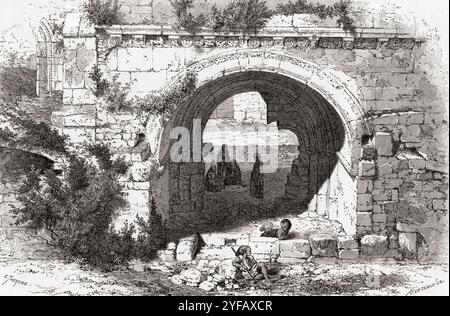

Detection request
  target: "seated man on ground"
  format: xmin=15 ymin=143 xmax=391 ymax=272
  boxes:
xmin=232 ymin=246 xmax=281 ymax=286
xmin=260 ymin=219 xmax=292 ymax=240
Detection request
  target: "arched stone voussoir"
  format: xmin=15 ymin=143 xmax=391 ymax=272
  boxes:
xmin=165 ymin=49 xmax=368 ymax=140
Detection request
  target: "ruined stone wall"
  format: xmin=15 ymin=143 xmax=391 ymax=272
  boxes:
xmin=55 ymin=12 xmax=449 ymax=262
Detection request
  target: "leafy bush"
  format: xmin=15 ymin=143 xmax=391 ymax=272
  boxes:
xmin=87 ymin=143 xmax=130 ymax=175
xmin=134 ymin=198 xmax=168 ymax=262
xmin=84 ymin=0 xmax=123 ymax=26
xmin=276 ymin=0 xmax=356 ymax=34
xmin=11 ymin=145 xmax=132 ymax=270
xmin=89 ymin=66 xmax=134 ymax=112
xmin=137 ymin=70 xmax=197 ymax=124
xmin=210 ymin=0 xmax=273 ymax=33
xmin=0 ymin=66 xmax=36 ymax=101
xmin=0 ymin=127 xmax=14 ymax=143
xmin=16 ymin=118 xmax=68 ymax=153
xmin=89 ymin=65 xmax=110 ymax=98
xmin=171 ymin=0 xmax=207 ymax=34
xmin=103 ymin=75 xmax=134 ymax=112
xmin=333 ymin=0 xmax=356 ymax=35
xmin=171 ymin=0 xmax=355 ymax=34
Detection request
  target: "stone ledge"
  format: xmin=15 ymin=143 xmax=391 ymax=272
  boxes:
xmin=100 ymin=24 xmax=417 ymax=39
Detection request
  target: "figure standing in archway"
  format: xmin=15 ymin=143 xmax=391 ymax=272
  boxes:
xmin=250 ymin=154 xmax=264 ymax=199
xmin=205 ymin=161 xmax=224 ymax=192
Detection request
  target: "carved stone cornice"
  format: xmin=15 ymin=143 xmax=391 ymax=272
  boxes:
xmin=94 ymin=25 xmax=425 ymax=56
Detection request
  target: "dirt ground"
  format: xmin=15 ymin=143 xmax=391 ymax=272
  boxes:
xmin=1 ymin=258 xmax=448 ymax=296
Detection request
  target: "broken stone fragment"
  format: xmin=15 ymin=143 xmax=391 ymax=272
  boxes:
xmin=176 ymin=235 xmax=200 ymax=262
xmin=375 ymin=132 xmax=394 ymax=156
xmin=359 ymin=160 xmax=376 ymax=177
xmin=337 ymin=235 xmax=359 ymax=250
xmin=218 ymin=260 xmax=235 ymax=279
xmin=170 ymin=274 xmax=185 ymax=286
xmin=279 ymin=239 xmax=311 ymax=259
xmin=398 ymin=232 xmax=417 ymax=254
xmin=212 ymin=274 xmax=226 ymax=284
xmin=180 ymin=268 xmax=203 ymax=285
xmin=361 ymin=235 xmax=388 ymax=256
xmin=199 ymin=281 xmax=215 ymax=292
xmin=309 ymin=234 xmax=338 ymax=257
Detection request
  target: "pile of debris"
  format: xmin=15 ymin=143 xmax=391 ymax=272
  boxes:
xmin=169 ymin=259 xmax=243 ymax=292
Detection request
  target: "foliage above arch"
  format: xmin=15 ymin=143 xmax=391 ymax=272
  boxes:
xmin=171 ymin=0 xmax=357 ymax=35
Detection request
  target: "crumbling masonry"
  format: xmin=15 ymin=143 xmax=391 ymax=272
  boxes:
xmin=0 ymin=3 xmax=448 ymax=263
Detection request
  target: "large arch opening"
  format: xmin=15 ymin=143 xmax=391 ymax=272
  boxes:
xmin=157 ymin=69 xmax=360 ymax=238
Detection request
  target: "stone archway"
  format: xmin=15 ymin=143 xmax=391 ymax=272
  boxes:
xmin=156 ymin=49 xmax=369 ymax=236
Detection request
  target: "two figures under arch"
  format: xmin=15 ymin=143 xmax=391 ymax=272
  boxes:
xmin=205 ymin=145 xmax=264 ymax=199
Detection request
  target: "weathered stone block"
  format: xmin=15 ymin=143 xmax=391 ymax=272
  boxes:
xmin=338 ymin=235 xmax=359 ymax=250
xmin=180 ymin=268 xmax=202 ymax=284
xmin=357 ymin=180 xmax=373 ymax=194
xmin=339 ymin=249 xmax=360 ymax=260
xmin=117 ymin=48 xmax=153 ymax=72
xmin=357 ymin=194 xmax=373 ymax=211
xmin=361 ymin=147 xmax=377 ymax=160
xmin=126 ymin=190 xmax=149 ymax=207
xmin=372 ymin=213 xmax=387 ymax=224
xmin=280 ymin=239 xmax=311 ymax=259
xmin=406 ymin=113 xmax=425 ymax=125
xmin=375 ymin=132 xmax=394 ymax=156
xmin=372 ymin=114 xmax=398 ymax=125
xmin=385 ymin=179 xmax=404 ymax=189
xmin=176 ymin=235 xmax=199 ymax=262
xmin=357 ymin=213 xmax=372 ymax=227
xmin=401 ymin=125 xmax=421 ymax=143
xmin=378 ymin=163 xmax=393 ymax=177
xmin=72 ymin=88 xmax=96 ymax=105
xmin=199 ymin=281 xmax=215 ymax=292
xmin=63 ymin=13 xmax=81 ymax=37
xmin=359 ymin=160 xmax=376 ymax=177
xmin=361 ymin=235 xmax=388 ymax=256
xmin=249 ymin=237 xmax=280 ymax=257
xmin=398 ymin=232 xmax=417 ymax=254
xmin=309 ymin=234 xmax=338 ymax=257
xmin=372 ymin=190 xmax=390 ymax=201
xmin=426 ymin=161 xmax=448 ymax=174
xmin=433 ymin=200 xmax=447 ymax=211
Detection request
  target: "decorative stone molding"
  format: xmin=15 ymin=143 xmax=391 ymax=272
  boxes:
xmin=354 ymin=38 xmax=378 ymax=50
xmin=318 ymin=37 xmax=343 ymax=49
xmin=95 ymin=25 xmax=424 ymax=56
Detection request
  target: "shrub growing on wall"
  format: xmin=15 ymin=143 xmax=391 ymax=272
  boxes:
xmin=210 ymin=0 xmax=273 ymax=33
xmin=89 ymin=66 xmax=134 ymax=112
xmin=84 ymin=0 xmax=123 ymax=26
xmin=134 ymin=199 xmax=168 ymax=262
xmin=171 ymin=0 xmax=356 ymax=34
xmin=137 ymin=70 xmax=198 ymax=125
xmin=171 ymin=0 xmax=207 ymax=34
xmin=0 ymin=51 xmax=37 ymax=102
xmin=11 ymin=145 xmax=133 ymax=270
xmin=276 ymin=0 xmax=356 ymax=34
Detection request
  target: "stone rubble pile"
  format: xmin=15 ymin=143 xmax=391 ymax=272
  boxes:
xmin=160 ymin=230 xmax=401 ymax=267
xmin=169 ymin=259 xmax=242 ymax=292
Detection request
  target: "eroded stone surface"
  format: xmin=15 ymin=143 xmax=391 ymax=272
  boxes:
xmin=361 ymin=235 xmax=389 ymax=256
xmin=309 ymin=234 xmax=338 ymax=258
